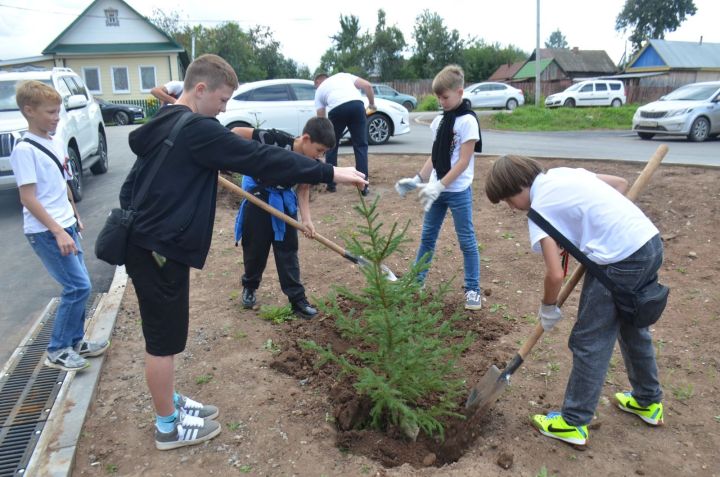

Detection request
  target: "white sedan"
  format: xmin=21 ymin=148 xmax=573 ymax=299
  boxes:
xmin=463 ymin=82 xmax=524 ymax=110
xmin=216 ymin=79 xmax=410 ymax=145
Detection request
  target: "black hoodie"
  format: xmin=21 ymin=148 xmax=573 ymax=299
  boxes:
xmin=121 ymin=105 xmax=334 ymax=269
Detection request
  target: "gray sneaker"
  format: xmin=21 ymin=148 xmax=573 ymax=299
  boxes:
xmin=155 ymin=411 xmax=222 ymax=451
xmin=45 ymin=347 xmax=90 ymax=372
xmin=74 ymin=339 xmax=110 ymax=357
xmin=176 ymin=393 xmax=219 ymax=420
xmin=465 ymin=290 xmax=483 ymax=310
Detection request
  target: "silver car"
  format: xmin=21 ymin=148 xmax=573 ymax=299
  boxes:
xmin=632 ymin=81 xmax=720 ymax=142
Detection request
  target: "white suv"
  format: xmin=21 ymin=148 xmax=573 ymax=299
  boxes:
xmin=545 ymin=80 xmax=626 ymax=108
xmin=0 ymin=67 xmax=107 ymax=201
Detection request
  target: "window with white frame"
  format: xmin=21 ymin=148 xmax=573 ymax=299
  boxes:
xmin=111 ymin=66 xmax=129 ymax=93
xmin=82 ymin=67 xmax=101 ymax=94
xmin=139 ymin=66 xmax=157 ymax=92
xmin=105 ymin=8 xmax=119 ymax=26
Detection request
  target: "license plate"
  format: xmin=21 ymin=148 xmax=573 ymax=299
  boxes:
xmin=638 ymin=121 xmax=657 ymax=128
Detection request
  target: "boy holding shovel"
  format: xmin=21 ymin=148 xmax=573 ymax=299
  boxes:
xmin=232 ymin=117 xmax=335 ymax=319
xmin=484 ymin=154 xmax=665 ymax=446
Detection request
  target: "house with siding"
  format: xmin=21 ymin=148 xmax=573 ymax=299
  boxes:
xmin=619 ymin=39 xmax=720 ymax=103
xmin=0 ymin=0 xmax=188 ymax=103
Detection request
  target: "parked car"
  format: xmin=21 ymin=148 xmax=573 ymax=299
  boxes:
xmin=463 ymin=82 xmax=524 ymax=110
xmin=0 ymin=67 xmax=107 ymax=201
xmin=96 ymin=97 xmax=144 ymax=125
xmin=632 ymin=81 xmax=720 ymax=142
xmin=371 ymin=84 xmax=417 ymax=111
xmin=216 ymin=79 xmax=410 ymax=145
xmin=545 ymin=79 xmax=626 ymax=108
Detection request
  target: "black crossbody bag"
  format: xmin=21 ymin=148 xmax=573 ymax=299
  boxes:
xmin=95 ymin=112 xmax=192 ymax=266
xmin=528 ymin=208 xmax=669 ymax=328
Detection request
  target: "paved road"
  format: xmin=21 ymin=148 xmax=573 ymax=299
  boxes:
xmin=1 ymin=115 xmax=717 ymax=363
xmin=368 ymin=112 xmax=719 ymax=167
xmin=0 ymin=125 xmax=137 ymax=364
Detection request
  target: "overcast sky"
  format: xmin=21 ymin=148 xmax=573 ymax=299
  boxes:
xmin=0 ymin=0 xmax=717 ymax=70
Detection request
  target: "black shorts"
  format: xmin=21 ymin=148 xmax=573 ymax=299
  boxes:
xmin=125 ymin=243 xmax=190 ymax=356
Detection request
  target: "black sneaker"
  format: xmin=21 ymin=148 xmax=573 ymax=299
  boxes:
xmin=242 ymin=288 xmax=256 ymax=309
xmin=326 ymin=184 xmax=337 ymax=193
xmin=360 ymin=186 xmax=370 ymax=197
xmin=291 ymin=299 xmax=317 ymax=319
xmin=154 ymin=411 xmax=221 ymax=451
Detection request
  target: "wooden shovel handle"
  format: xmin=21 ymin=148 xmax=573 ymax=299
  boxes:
xmin=520 ymin=144 xmax=669 ymax=360
xmin=217 ymin=175 xmax=346 ymax=257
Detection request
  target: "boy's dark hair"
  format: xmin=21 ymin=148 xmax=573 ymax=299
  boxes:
xmin=313 ymin=72 xmax=329 ymax=81
xmin=485 ymin=155 xmax=545 ymax=204
xmin=184 ymin=54 xmax=239 ymax=92
xmin=302 ymin=117 xmax=335 ymax=149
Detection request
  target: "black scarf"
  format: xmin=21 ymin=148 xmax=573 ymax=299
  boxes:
xmin=431 ymin=99 xmax=482 ymax=180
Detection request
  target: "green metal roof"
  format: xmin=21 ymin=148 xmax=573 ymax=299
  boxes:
xmin=47 ymin=43 xmax=183 ymax=54
xmin=513 ymin=59 xmax=553 ymax=80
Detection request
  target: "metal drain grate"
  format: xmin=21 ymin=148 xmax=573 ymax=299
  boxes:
xmin=0 ymin=294 xmax=99 ymax=476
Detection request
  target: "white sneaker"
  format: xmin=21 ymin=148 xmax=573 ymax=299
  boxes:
xmin=465 ymin=290 xmax=483 ymax=310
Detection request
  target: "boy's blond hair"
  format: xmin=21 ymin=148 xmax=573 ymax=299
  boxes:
xmin=485 ymin=155 xmax=545 ymax=204
xmin=184 ymin=54 xmax=239 ymax=92
xmin=432 ymin=64 xmax=464 ymax=95
xmin=16 ymin=80 xmax=61 ymax=116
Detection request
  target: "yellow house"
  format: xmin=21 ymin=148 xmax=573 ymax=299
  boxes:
xmin=0 ymin=0 xmax=188 ymax=102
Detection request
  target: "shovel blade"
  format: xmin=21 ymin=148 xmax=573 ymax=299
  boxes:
xmin=465 ymin=365 xmax=507 ymax=411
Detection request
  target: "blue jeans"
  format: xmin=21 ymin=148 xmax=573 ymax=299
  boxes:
xmin=326 ymin=100 xmax=368 ymax=185
xmin=415 ymin=186 xmax=480 ymax=292
xmin=26 ymin=225 xmax=91 ymax=352
xmin=562 ymin=234 xmax=664 ymax=426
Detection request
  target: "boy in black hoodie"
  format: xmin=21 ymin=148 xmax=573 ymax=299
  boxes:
xmin=120 ymin=54 xmax=367 ymax=451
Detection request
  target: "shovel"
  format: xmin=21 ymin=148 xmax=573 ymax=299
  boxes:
xmin=218 ymin=176 xmax=398 ymax=281
xmin=465 ymin=144 xmax=669 ymax=413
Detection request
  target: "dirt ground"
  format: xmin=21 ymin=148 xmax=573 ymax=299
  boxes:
xmin=73 ymin=153 xmax=720 ymax=477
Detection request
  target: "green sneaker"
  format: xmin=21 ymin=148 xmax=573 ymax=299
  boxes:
xmin=615 ymin=392 xmax=664 ymax=426
xmin=532 ymin=412 xmax=588 ymax=446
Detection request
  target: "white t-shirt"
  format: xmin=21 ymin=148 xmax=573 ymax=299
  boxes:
xmin=314 ymin=73 xmax=362 ymax=111
xmin=528 ymin=168 xmax=658 ymax=264
xmin=165 ymin=81 xmax=184 ymax=98
xmin=428 ymin=114 xmax=479 ymax=192
xmin=10 ymin=132 xmax=75 ymax=234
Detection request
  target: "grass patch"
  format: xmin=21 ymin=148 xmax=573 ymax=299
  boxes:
xmin=486 ymin=105 xmax=638 ymax=131
xmin=258 ymin=304 xmax=295 ymax=324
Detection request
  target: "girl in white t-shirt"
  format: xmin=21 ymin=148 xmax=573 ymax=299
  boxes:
xmin=395 ymin=65 xmax=483 ymax=310
xmin=484 ymin=154 xmax=665 ymax=447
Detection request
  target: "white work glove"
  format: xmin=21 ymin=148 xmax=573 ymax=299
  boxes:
xmin=417 ymin=181 xmax=446 ymax=212
xmin=538 ymin=303 xmax=563 ymax=332
xmin=395 ymin=174 xmax=423 ymax=197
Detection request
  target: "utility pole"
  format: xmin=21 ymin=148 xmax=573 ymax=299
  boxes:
xmin=535 ymin=0 xmax=541 ymax=106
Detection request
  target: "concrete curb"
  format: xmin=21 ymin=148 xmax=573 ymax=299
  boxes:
xmin=25 ymin=266 xmax=128 ymax=477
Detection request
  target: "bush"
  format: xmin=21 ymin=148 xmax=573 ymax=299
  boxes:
xmin=302 ymin=196 xmax=472 ymax=439
xmin=417 ymin=94 xmax=439 ymax=112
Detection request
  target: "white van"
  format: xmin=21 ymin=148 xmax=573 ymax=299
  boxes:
xmin=545 ymin=80 xmax=626 ymax=108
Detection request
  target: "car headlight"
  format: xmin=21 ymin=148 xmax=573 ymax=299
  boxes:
xmin=666 ymin=108 xmax=692 ymax=118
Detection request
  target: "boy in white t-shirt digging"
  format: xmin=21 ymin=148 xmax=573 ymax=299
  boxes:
xmin=395 ymin=64 xmax=483 ymax=310
xmin=484 ymin=154 xmax=665 ymax=447
xmin=10 ymin=80 xmax=109 ymax=371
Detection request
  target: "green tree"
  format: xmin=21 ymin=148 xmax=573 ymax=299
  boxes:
xmin=371 ymin=10 xmax=407 ymax=81
xmin=545 ymin=29 xmax=568 ymax=49
xmin=463 ymin=40 xmax=527 ymax=82
xmin=319 ymin=14 xmax=373 ymax=76
xmin=616 ymin=0 xmax=697 ymax=51
xmin=410 ymin=10 xmax=464 ymax=78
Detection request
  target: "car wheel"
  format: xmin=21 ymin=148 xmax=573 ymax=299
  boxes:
xmin=506 ymin=98 xmax=518 ymax=111
xmin=113 ymin=111 xmax=130 ymax=126
xmin=67 ymin=147 xmax=83 ymax=202
xmin=367 ymin=114 xmax=391 ymax=145
xmin=611 ymin=98 xmax=622 ymax=107
xmin=402 ymin=101 xmax=414 ymax=112
xmin=688 ymin=117 xmax=710 ymax=142
xmin=226 ymin=121 xmax=252 ymax=130
xmin=637 ymin=132 xmax=655 ymax=140
xmin=563 ymin=98 xmax=575 ymax=108
xmin=90 ymin=132 xmax=108 ymax=175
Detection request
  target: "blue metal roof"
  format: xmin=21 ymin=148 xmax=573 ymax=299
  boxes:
xmin=629 ymin=39 xmax=720 ymax=69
